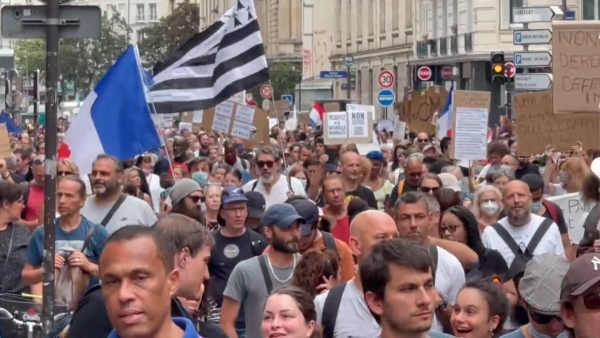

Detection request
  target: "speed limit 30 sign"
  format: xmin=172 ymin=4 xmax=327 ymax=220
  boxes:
xmin=378 ymin=70 xmax=395 ymax=89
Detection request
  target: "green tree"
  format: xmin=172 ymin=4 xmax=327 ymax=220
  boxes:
xmin=14 ymin=40 xmax=46 ymax=82
xmin=138 ymin=2 xmax=199 ymax=68
xmin=268 ymin=62 xmax=302 ymax=99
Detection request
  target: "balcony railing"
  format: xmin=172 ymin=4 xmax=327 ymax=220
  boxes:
xmin=416 ymin=41 xmax=428 ymax=58
xmin=428 ymin=39 xmax=437 ymax=57
xmin=439 ymin=38 xmax=447 ymax=56
xmin=450 ymin=35 xmax=458 ymax=54
xmin=464 ymin=32 xmax=473 ymax=52
xmin=415 ymin=33 xmax=471 ymax=58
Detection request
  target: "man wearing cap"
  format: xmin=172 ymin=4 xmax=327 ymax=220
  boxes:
xmin=560 ymin=253 xmax=600 ymax=338
xmin=500 ymin=253 xmax=569 ymax=338
xmin=245 ymin=191 xmax=266 ymax=237
xmin=221 ymin=203 xmax=303 ymax=338
xmin=168 ymin=178 xmax=205 ymax=224
xmin=286 ymin=196 xmax=355 ymax=281
xmin=210 ymin=187 xmax=268 ymax=338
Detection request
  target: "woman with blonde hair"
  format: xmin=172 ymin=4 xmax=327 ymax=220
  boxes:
xmin=123 ymin=167 xmax=153 ymax=207
xmin=471 ymin=185 xmax=503 ymax=233
xmin=544 ymin=156 xmax=589 ymax=196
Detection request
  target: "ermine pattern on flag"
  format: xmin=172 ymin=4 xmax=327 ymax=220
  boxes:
xmin=147 ymin=0 xmax=269 ymax=113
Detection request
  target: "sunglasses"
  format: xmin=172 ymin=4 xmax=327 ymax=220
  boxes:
xmin=257 ymin=161 xmax=275 ymax=168
xmin=582 ymin=293 xmax=600 ymax=311
xmin=420 ymin=186 xmax=439 ymax=193
xmin=417 ymin=139 xmax=429 ymax=143
xmin=58 ymin=171 xmax=74 ymax=176
xmin=529 ymin=310 xmax=561 ymax=325
xmin=189 ymin=195 xmax=205 ymax=203
xmin=33 ymin=159 xmax=43 ymax=165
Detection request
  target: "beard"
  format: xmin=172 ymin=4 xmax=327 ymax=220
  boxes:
xmin=507 ymin=208 xmax=530 ymax=226
xmin=270 ymin=231 xmax=299 ymax=254
xmin=93 ymin=180 xmax=120 ymax=197
xmin=173 ymin=205 xmax=204 ymax=224
xmin=259 ymin=174 xmax=275 ymax=184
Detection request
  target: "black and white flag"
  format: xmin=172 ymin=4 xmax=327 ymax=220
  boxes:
xmin=147 ymin=0 xmax=269 ymax=113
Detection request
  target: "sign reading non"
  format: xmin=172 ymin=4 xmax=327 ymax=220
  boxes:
xmin=377 ymin=89 xmax=395 ymax=107
xmin=260 ymin=84 xmax=273 ymax=99
xmin=378 ymin=70 xmax=395 ymax=88
xmin=417 ymin=66 xmax=432 ymax=81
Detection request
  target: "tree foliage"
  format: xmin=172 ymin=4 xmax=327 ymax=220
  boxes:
xmin=138 ymin=2 xmax=199 ymax=68
xmin=14 ymin=12 xmax=131 ymax=97
xmin=268 ymin=62 xmax=302 ymax=99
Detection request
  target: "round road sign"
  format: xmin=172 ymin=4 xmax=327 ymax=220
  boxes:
xmin=417 ymin=66 xmax=432 ymax=81
xmin=377 ymin=89 xmax=395 ymax=108
xmin=378 ymin=70 xmax=395 ymax=88
xmin=441 ymin=66 xmax=454 ymax=80
xmin=260 ymin=84 xmax=273 ymax=99
xmin=504 ymin=62 xmax=516 ymax=78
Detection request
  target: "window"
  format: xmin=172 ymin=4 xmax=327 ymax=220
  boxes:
xmin=420 ymin=2 xmax=428 ymax=37
xmin=368 ymin=0 xmax=374 ymax=36
xmin=149 ymin=4 xmax=157 ymax=21
xmin=442 ymin=0 xmax=448 ymax=36
xmin=136 ymin=4 xmax=145 ymax=21
xmin=583 ymin=0 xmax=599 ymax=20
xmin=453 ymin=0 xmax=458 ymax=27
xmin=137 ymin=30 xmax=144 ymax=42
xmin=357 ymin=0 xmax=362 ymax=38
xmin=405 ymin=0 xmax=412 ymax=29
xmin=346 ymin=0 xmax=352 ymax=41
xmin=169 ymin=0 xmax=175 ymax=14
xmin=431 ymin=1 xmax=437 ymax=38
xmin=392 ymin=0 xmax=399 ymax=31
xmin=379 ymin=0 xmax=385 ymax=34
xmin=502 ymin=0 xmax=524 ymax=29
xmin=336 ymin=0 xmax=342 ymax=42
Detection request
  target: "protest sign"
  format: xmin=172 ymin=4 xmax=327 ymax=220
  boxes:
xmin=0 ymin=124 xmax=10 ymax=158
xmin=450 ymin=91 xmax=490 ymax=161
xmin=347 ymin=104 xmax=376 ymax=121
xmin=356 ymin=134 xmax=381 ymax=155
xmin=552 ymin=21 xmax=600 ymax=113
xmin=393 ymin=119 xmax=406 ymax=140
xmin=323 ymin=102 xmax=341 ymax=113
xmin=513 ymin=91 xmax=600 ymax=156
xmin=200 ymin=100 xmax=269 ymax=146
xmin=401 ymin=86 xmax=448 ymax=134
xmin=323 ymin=110 xmax=373 ymax=145
xmin=268 ymin=100 xmax=291 ymax=118
xmin=547 ymin=192 xmax=595 ymax=244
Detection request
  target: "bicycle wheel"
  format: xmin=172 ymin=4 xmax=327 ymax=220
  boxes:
xmin=0 ymin=293 xmax=69 ymax=338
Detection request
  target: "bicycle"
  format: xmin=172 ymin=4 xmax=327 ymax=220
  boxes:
xmin=0 ymin=293 xmax=69 ymax=338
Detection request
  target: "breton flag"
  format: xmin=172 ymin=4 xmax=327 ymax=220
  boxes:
xmin=436 ymin=85 xmax=454 ymax=140
xmin=63 ymin=45 xmax=161 ymax=175
xmin=309 ymin=102 xmax=325 ymax=128
xmin=147 ymin=0 xmax=269 ymax=113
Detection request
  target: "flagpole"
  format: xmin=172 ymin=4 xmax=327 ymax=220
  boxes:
xmin=149 ymin=103 xmax=176 ymax=180
xmin=268 ymin=80 xmax=288 ymax=168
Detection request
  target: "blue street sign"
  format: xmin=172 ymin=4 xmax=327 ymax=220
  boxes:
xmin=281 ymin=94 xmax=293 ymax=104
xmin=515 ymin=32 xmax=522 ymax=43
xmin=320 ymin=70 xmax=348 ymax=79
xmin=565 ymin=10 xmax=575 ymax=20
xmin=377 ymin=89 xmax=395 ymax=107
xmin=515 ymin=54 xmax=522 ymax=65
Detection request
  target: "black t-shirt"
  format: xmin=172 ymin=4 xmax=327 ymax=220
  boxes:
xmin=515 ymin=163 xmax=540 ymax=180
xmin=583 ymin=204 xmax=600 ymax=231
xmin=497 ymin=200 xmax=568 ymax=234
xmin=388 ymin=179 xmax=419 ymax=209
xmin=466 ymin=249 xmax=510 ymax=282
xmin=346 ymin=185 xmax=378 ymax=209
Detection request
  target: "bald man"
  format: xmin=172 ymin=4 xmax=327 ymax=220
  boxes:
xmin=387 ymin=154 xmax=423 ymax=211
xmin=415 ymin=132 xmax=430 ymax=151
xmin=315 ymin=210 xmax=398 ymax=338
xmin=338 ymin=151 xmax=377 ymax=209
xmin=481 ymin=179 xmax=565 ymax=280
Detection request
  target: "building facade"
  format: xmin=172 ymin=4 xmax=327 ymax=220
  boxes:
xmin=255 ymin=0 xmax=302 ymax=63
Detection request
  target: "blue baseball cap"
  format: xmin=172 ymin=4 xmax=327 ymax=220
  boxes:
xmin=221 ymin=186 xmax=248 ymax=205
xmin=262 ymin=203 xmax=305 ymax=229
xmin=287 ymin=199 xmax=319 ymax=236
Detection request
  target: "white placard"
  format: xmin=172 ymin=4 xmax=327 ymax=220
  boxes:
xmin=178 ymin=122 xmax=192 ymax=132
xmin=347 ymin=104 xmax=376 ymax=120
xmin=357 ymin=134 xmax=381 ymax=155
xmin=269 ymin=118 xmax=278 ymax=129
xmin=393 ymin=119 xmax=406 ymax=140
xmin=348 ymin=111 xmax=368 ymax=138
xmin=215 ymin=101 xmax=235 ymax=119
xmin=231 ymin=121 xmax=253 ymax=139
xmin=377 ymin=119 xmax=394 ymax=132
xmin=192 ymin=110 xmax=203 ymax=123
xmin=212 ymin=115 xmax=230 ymax=133
xmin=547 ymin=193 xmax=595 ymax=244
xmin=325 ymin=112 xmax=347 ymax=140
xmin=454 ymin=107 xmax=488 ymax=161
xmin=235 ymin=105 xmax=255 ymax=124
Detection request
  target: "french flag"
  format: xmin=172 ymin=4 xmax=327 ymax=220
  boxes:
xmin=309 ymin=101 xmax=325 ymax=128
xmin=436 ymin=85 xmax=454 ymax=140
xmin=63 ymin=45 xmax=161 ymax=175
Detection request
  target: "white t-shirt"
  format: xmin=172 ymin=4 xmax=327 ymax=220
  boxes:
xmin=81 ymin=195 xmax=158 ymax=234
xmin=242 ymin=175 xmax=306 ymax=209
xmin=431 ymin=246 xmax=466 ymax=333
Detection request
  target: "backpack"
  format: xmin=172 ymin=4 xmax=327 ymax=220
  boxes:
xmin=542 ymin=200 xmax=560 ymax=224
xmin=491 ymin=218 xmax=553 ymax=279
xmin=249 ymin=229 xmax=265 ymax=257
xmin=322 ymin=231 xmax=338 ymax=257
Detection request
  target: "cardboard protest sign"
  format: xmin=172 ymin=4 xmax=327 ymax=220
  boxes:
xmin=552 ymin=21 xmax=600 ymax=113
xmin=401 ymin=86 xmax=448 ymax=134
xmin=450 ymin=91 xmax=490 ymax=161
xmin=323 ymin=108 xmax=373 ymax=145
xmin=323 ymin=102 xmax=341 ymax=113
xmin=200 ymin=101 xmax=270 ymax=146
xmin=547 ymin=192 xmax=595 ymax=243
xmin=268 ymin=100 xmax=291 ymax=118
xmin=513 ymin=91 xmax=600 ymax=156
xmin=0 ymin=124 xmax=10 ymax=158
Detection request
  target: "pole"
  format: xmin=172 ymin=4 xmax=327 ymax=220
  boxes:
xmin=298 ymin=80 xmax=302 ymax=112
xmin=42 ymin=0 xmax=59 ymax=333
xmin=33 ymin=70 xmax=39 ymax=145
xmin=346 ymin=66 xmax=351 ymax=99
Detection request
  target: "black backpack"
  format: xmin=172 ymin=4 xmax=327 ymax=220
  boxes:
xmin=322 ymin=231 xmax=337 ymax=256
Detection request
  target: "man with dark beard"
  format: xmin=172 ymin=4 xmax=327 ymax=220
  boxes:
xmin=81 ymin=154 xmax=157 ymax=234
xmin=220 ymin=203 xmax=303 ymax=338
xmin=154 ymin=136 xmax=192 ymax=176
xmin=168 ymin=178 xmax=206 ymax=224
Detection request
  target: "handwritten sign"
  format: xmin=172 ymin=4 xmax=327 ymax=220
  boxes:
xmin=513 ymin=91 xmax=600 ymax=156
xmin=199 ymin=100 xmax=270 ymax=146
xmin=349 ymin=111 xmax=368 ymax=138
xmin=553 ymin=21 xmax=600 ymax=113
xmin=402 ymin=86 xmax=448 ymax=134
xmin=450 ymin=90 xmax=491 ymax=160
xmin=547 ymin=192 xmax=595 ymax=243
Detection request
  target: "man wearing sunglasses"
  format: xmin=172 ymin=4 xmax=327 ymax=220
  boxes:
xmin=168 ymin=178 xmax=205 ymax=224
xmin=505 ymin=253 xmax=570 ymax=338
xmin=560 ymin=253 xmax=600 ymax=338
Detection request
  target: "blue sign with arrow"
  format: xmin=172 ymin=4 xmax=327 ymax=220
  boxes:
xmin=281 ymin=94 xmax=293 ymax=104
xmin=377 ymin=89 xmax=395 ymax=107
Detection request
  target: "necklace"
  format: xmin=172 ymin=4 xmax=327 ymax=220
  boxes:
xmin=265 ymin=253 xmax=297 ymax=283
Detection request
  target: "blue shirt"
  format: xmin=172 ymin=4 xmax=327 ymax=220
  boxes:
xmin=107 ymin=317 xmax=201 ymax=338
xmin=27 ymin=216 xmax=109 ymax=286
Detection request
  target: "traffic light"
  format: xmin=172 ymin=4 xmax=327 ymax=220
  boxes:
xmin=491 ymin=52 xmax=505 ymax=84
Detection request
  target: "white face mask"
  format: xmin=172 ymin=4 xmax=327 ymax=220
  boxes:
xmin=201 ymin=203 xmax=207 ymax=212
xmin=481 ymin=201 xmax=499 ymax=216
xmin=299 ymin=178 xmax=307 ymax=189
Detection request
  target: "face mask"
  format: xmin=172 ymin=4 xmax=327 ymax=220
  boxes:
xmin=559 ymin=172 xmax=571 ymax=184
xmin=481 ymin=201 xmax=499 ymax=216
xmin=299 ymin=178 xmax=307 ymax=189
xmin=531 ymin=201 xmax=542 ymax=213
xmin=538 ymin=166 xmax=546 ymax=176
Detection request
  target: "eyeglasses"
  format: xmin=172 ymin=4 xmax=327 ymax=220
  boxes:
xmin=420 ymin=186 xmax=439 ymax=193
xmin=417 ymin=139 xmax=429 ymax=143
xmin=189 ymin=195 xmax=205 ymax=203
xmin=32 ymin=159 xmax=43 ymax=165
xmin=529 ymin=309 xmax=561 ymax=325
xmin=257 ymin=161 xmax=275 ymax=168
xmin=439 ymin=224 xmax=459 ymax=234
xmin=58 ymin=171 xmax=74 ymax=176
xmin=582 ymin=293 xmax=600 ymax=311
